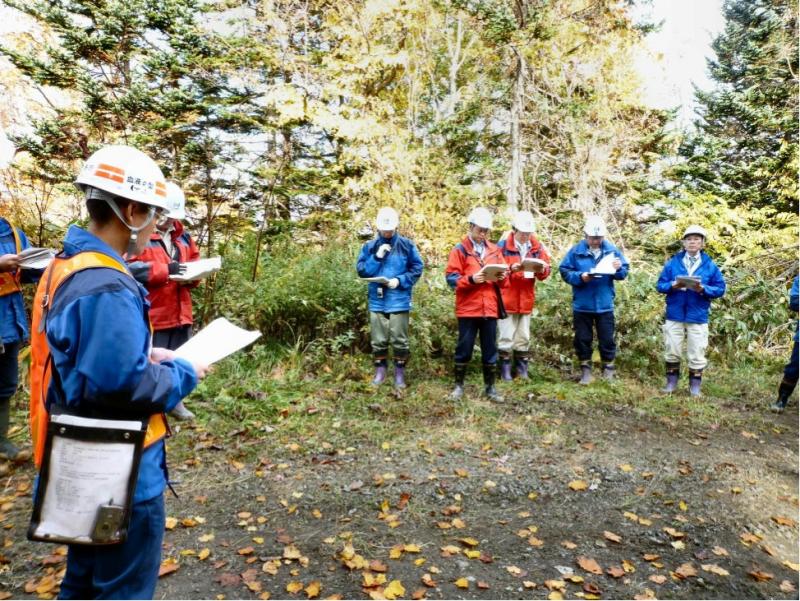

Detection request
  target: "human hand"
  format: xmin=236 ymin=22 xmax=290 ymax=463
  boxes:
xmin=692 ymin=281 xmax=704 ymax=292
xmin=672 ymin=280 xmax=686 ymax=289
xmin=387 ymin=278 xmax=399 ymax=289
xmin=472 ymin=272 xmax=486 ymax=284
xmin=191 ymin=361 xmax=211 ymax=379
xmin=168 ymin=261 xmax=187 ymax=276
xmin=580 ymin=273 xmax=591 ymax=283
xmin=376 ymin=244 xmax=392 ymax=259
xmin=0 ymin=254 xmax=20 ymax=273
xmin=612 ymin=259 xmax=621 ymax=270
xmin=510 ymin=262 xmax=522 ymax=273
xmin=151 ymin=347 xmax=177 ymax=363
xmin=496 ymin=270 xmax=507 ymax=281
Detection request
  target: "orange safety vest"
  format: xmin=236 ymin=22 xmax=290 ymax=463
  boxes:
xmin=29 ymin=251 xmax=168 ymax=467
xmin=0 ymin=225 xmax=22 ymax=297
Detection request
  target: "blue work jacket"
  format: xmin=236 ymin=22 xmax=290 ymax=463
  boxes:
xmin=44 ymin=226 xmax=197 ymax=503
xmin=0 ymin=219 xmax=41 ymax=344
xmin=655 ymin=250 xmax=726 ymax=324
xmin=558 ymin=239 xmax=629 ymax=313
xmin=356 ymin=234 xmax=424 ymax=313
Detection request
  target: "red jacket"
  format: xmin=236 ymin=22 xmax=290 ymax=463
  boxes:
xmin=497 ymin=232 xmax=551 ymax=314
xmin=445 ymin=236 xmax=509 ymax=318
xmin=128 ymin=221 xmax=200 ymax=330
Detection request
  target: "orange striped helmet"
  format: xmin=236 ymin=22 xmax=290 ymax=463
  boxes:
xmin=75 ymin=145 xmax=168 ymax=211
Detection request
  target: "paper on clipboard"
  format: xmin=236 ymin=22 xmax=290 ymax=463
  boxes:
xmin=521 ymin=258 xmax=548 ymax=272
xmin=18 ymin=247 xmax=55 ymax=270
xmin=174 ymin=317 xmax=261 ymax=366
xmin=32 ymin=415 xmax=139 ymax=543
xmin=590 ymin=253 xmax=617 ymax=275
xmin=360 ymin=276 xmax=391 ymax=285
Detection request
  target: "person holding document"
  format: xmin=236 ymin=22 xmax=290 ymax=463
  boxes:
xmin=559 ymin=216 xmax=629 ymax=384
xmin=29 ymin=145 xmax=209 ymax=599
xmin=496 ymin=210 xmax=551 ymax=380
xmin=771 ymin=276 xmax=798 ymax=412
xmin=127 ymin=182 xmax=201 ymax=420
xmin=445 ymin=207 xmax=509 ymax=402
xmin=0 ymin=216 xmax=42 ymax=462
xmin=356 ymin=207 xmax=424 ymax=389
xmin=656 ymin=225 xmax=726 ymax=396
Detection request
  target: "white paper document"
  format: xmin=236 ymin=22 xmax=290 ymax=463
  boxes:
xmin=174 ymin=317 xmax=261 ymax=366
xmin=590 ymin=254 xmax=617 ymax=275
xmin=521 ymin=258 xmax=548 ymax=272
xmin=18 ymin=247 xmax=55 ymax=270
xmin=169 ymin=256 xmax=222 ymax=282
xmin=360 ymin=276 xmax=391 ymax=285
xmin=33 ymin=415 xmax=139 ymax=543
xmin=478 ymin=264 xmax=508 ymax=282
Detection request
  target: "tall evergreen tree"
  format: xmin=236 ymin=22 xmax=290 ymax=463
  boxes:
xmin=676 ymin=0 xmax=798 ymax=213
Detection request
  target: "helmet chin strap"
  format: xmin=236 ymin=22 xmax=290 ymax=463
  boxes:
xmin=86 ymin=188 xmax=157 ymax=255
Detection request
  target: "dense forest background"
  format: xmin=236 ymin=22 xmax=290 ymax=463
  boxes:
xmin=0 ymin=0 xmax=796 ymax=374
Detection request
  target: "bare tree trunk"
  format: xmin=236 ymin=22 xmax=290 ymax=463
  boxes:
xmin=507 ymin=48 xmax=525 ymax=213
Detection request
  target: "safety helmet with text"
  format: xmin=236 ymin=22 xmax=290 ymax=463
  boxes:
xmin=75 ymin=145 xmax=168 ymax=211
xmin=682 ymin=224 xmax=707 ymax=239
xmin=375 ymin=207 xmax=399 ymax=230
xmin=467 ymin=207 xmax=493 ymax=229
xmin=583 ymin=215 xmax=607 ymax=237
xmin=512 ymin=210 xmax=535 ymax=233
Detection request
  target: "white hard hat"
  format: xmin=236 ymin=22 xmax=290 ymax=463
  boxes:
xmin=682 ymin=224 xmax=707 ymax=239
xmin=583 ymin=215 xmax=607 ymax=237
xmin=75 ymin=145 xmax=168 ymax=211
xmin=375 ymin=207 xmax=399 ymax=230
xmin=164 ymin=182 xmax=186 ymax=219
xmin=512 ymin=210 xmax=535 ymax=233
xmin=467 ymin=207 xmax=493 ymax=229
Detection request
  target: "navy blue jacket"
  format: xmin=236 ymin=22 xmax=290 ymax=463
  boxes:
xmin=558 ymin=239 xmax=629 ymax=313
xmin=655 ymin=250 xmax=726 ymax=324
xmin=790 ymin=276 xmax=798 ymax=341
xmin=356 ymin=234 xmax=424 ymax=313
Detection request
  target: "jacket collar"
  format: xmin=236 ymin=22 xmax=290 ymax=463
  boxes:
xmin=62 ymin=224 xmax=128 ymax=266
xmin=505 ymin=232 xmax=539 ymax=254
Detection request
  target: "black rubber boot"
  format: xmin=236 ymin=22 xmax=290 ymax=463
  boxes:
xmin=514 ymin=351 xmax=530 ymax=380
xmin=0 ymin=399 xmax=22 ymax=461
xmin=450 ymin=364 xmax=467 ymax=400
xmin=770 ymin=379 xmax=796 ymax=413
xmin=482 ymin=365 xmax=503 ymax=403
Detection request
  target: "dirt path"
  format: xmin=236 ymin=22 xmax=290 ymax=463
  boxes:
xmin=2 ymin=399 xmax=798 ymax=600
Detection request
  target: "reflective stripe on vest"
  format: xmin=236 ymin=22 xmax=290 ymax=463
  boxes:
xmin=29 ymin=251 xmax=168 ymax=468
xmin=0 ymin=226 xmax=22 ymax=297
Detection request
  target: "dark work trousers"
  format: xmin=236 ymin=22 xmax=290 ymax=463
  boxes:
xmin=573 ymin=310 xmax=616 ymax=362
xmin=153 ymin=325 xmax=192 ymax=352
xmin=455 ymin=318 xmax=498 ymax=366
xmin=784 ymin=336 xmax=799 ymax=386
xmin=60 ymin=494 xmax=165 ymax=600
xmin=0 ymin=342 xmax=20 ymax=401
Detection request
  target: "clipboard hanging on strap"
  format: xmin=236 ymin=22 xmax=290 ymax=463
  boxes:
xmin=28 ymin=414 xmax=146 ymax=546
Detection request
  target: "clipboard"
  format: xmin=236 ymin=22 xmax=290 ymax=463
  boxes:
xmin=28 ymin=414 xmax=146 ymax=546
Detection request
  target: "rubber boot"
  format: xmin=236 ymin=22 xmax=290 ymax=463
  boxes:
xmin=579 ymin=361 xmax=592 ymax=385
xmin=499 ymin=359 xmax=513 ymax=381
xmin=602 ymin=362 xmax=616 ymax=382
xmin=0 ymin=399 xmax=22 ymax=461
xmin=483 ymin=365 xmax=503 ymax=403
xmin=372 ymin=359 xmax=387 ymax=386
xmin=688 ymin=369 xmax=703 ymax=397
xmin=170 ymin=401 xmax=196 ymax=422
xmin=450 ymin=364 xmax=467 ymax=400
xmin=770 ymin=379 xmax=796 ymax=413
xmin=394 ymin=361 xmax=407 ymax=389
xmin=662 ymin=362 xmax=679 ymax=393
xmin=515 ymin=352 xmax=530 ymax=380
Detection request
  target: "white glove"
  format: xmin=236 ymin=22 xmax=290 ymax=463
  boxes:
xmin=387 ymin=278 xmax=400 ymax=289
xmin=376 ymin=244 xmax=392 ymax=259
